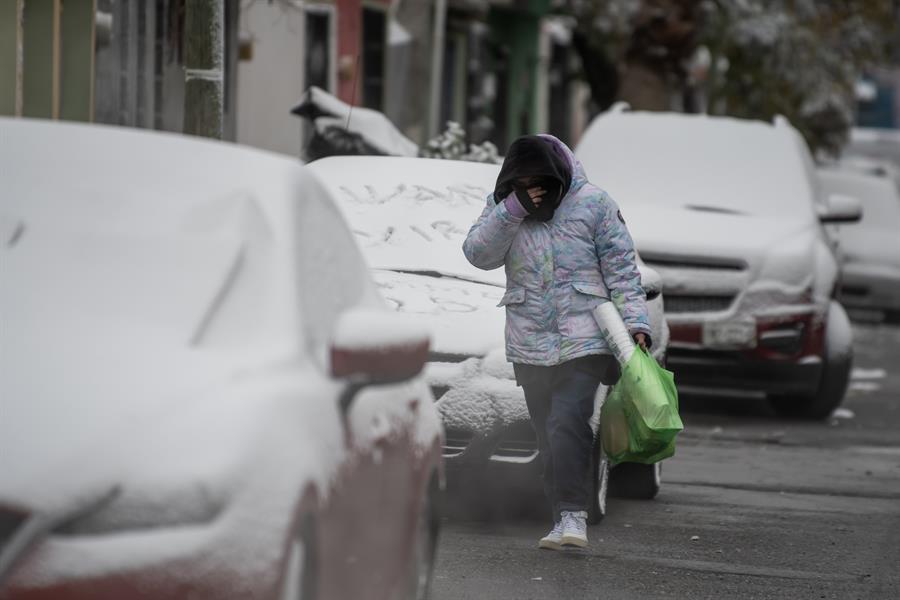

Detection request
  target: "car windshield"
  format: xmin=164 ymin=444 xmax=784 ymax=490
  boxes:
xmin=576 ymin=114 xmax=816 ymax=221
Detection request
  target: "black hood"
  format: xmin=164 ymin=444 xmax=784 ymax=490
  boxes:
xmin=493 ymin=135 xmax=573 ymax=222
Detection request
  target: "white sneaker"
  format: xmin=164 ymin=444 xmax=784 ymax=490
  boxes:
xmin=560 ymin=510 xmax=588 ymax=548
xmin=538 ymin=521 xmax=564 ymax=550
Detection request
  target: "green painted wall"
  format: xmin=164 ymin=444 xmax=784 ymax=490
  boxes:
xmin=0 ymin=0 xmax=21 ymax=115
xmin=60 ymin=0 xmax=95 ymax=121
xmin=23 ymin=0 xmax=58 ymax=118
xmin=488 ymin=0 xmax=550 ymax=149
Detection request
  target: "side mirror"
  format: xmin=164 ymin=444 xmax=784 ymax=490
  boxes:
xmin=819 ymin=193 xmax=863 ymax=224
xmin=330 ymin=307 xmax=430 ymax=411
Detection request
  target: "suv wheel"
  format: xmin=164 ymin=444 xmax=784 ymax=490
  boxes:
xmin=769 ymin=301 xmax=853 ymax=420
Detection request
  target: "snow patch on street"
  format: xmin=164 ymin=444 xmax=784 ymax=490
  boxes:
xmin=851 ymin=368 xmax=887 ymax=380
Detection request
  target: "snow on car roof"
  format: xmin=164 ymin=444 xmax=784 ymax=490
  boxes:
xmin=0 ymin=120 xmax=352 ymax=513
xmin=307 ymin=156 xmax=505 ymax=287
xmin=0 ymin=118 xmax=344 ymax=349
xmin=576 ymin=111 xmax=817 ymax=221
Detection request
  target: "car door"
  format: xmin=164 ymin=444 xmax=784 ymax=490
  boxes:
xmin=294 ymin=182 xmax=438 ymax=599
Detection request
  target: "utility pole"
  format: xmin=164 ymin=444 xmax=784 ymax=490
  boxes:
xmin=427 ymin=0 xmax=447 ymax=139
xmin=183 ymin=0 xmax=223 ymax=139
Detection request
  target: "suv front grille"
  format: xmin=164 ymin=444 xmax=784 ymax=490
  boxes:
xmin=430 ymin=385 xmax=450 ymax=401
xmin=664 ymin=294 xmax=735 ymax=314
xmin=490 ymin=439 xmax=539 ymax=463
xmin=443 ymin=429 xmax=473 ymax=458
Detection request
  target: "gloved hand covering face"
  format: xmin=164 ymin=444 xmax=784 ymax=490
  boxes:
xmin=494 ymin=136 xmax=572 ymax=222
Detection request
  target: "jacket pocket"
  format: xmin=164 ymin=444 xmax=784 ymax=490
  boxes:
xmin=561 ymin=281 xmax=609 ymax=337
xmin=497 ymin=287 xmax=533 ymax=348
xmin=571 ymin=281 xmax=608 ymax=299
xmin=497 ymin=287 xmax=526 ymax=307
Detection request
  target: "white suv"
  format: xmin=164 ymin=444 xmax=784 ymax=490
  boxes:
xmin=576 ymin=109 xmax=861 ymax=419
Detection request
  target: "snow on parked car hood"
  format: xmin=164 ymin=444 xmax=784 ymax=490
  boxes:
xmin=307 ymin=156 xmax=504 ymax=285
xmin=576 ymin=111 xmax=827 ymax=303
xmin=307 ymin=157 xmax=505 ymax=356
xmin=307 ymin=155 xmax=666 ymax=356
xmin=577 ymin=111 xmax=818 ymax=222
xmin=0 ymin=119 xmax=348 ymax=521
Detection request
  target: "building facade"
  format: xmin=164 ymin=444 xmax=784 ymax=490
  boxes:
xmin=1 ymin=0 xmax=589 ymax=156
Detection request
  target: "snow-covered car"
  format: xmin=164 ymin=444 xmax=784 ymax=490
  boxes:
xmin=847 ymin=127 xmax=900 ymax=170
xmin=306 ymin=156 xmax=670 ymax=521
xmin=818 ymin=167 xmax=900 ymax=321
xmin=576 ymin=109 xmax=861 ymax=419
xmin=0 ymin=119 xmax=443 ymax=600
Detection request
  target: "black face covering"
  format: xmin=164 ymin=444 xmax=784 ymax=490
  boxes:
xmin=494 ymin=136 xmax=572 ymax=222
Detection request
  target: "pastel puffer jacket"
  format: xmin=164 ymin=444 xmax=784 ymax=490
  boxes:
xmin=462 ymin=134 xmax=651 ymax=366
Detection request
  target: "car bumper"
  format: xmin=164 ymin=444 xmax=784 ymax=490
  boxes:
xmin=667 ymin=347 xmax=823 ymax=396
xmin=839 ymin=267 xmax=900 ymax=313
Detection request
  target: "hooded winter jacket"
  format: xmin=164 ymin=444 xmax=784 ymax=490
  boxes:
xmin=463 ymin=134 xmax=651 ymax=366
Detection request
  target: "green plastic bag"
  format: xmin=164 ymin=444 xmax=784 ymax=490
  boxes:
xmin=601 ymin=349 xmax=683 ymax=465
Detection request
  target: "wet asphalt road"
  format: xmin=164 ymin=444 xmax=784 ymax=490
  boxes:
xmin=430 ymin=323 xmax=900 ymax=599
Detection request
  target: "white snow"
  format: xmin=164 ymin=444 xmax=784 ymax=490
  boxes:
xmin=298 ymin=86 xmax=419 ymax=157
xmin=851 ymin=368 xmax=887 ymax=380
xmin=849 ymin=381 xmax=882 ymax=393
xmin=332 ymin=306 xmax=430 ymax=350
xmin=576 ymin=111 xmax=817 ymax=221
xmin=0 ymin=120 xmax=442 ymax=589
xmin=372 ymin=269 xmax=505 ymax=356
xmin=307 ymin=155 xmax=504 ymax=286
xmin=831 ymin=408 xmax=856 ymax=420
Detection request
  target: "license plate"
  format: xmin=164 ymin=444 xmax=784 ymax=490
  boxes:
xmin=702 ymin=319 xmax=757 ymax=349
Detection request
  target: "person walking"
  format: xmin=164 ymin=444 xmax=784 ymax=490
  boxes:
xmin=462 ymin=134 xmax=651 ymax=550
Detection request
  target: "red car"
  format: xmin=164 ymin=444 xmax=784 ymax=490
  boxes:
xmin=0 ymin=119 xmax=443 ymax=600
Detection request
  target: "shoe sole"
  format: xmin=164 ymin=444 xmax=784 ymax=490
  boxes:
xmin=560 ymin=535 xmax=588 ymax=548
xmin=538 ymin=537 xmax=563 ymax=550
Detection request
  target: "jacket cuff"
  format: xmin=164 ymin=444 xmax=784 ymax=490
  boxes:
xmin=503 ymin=192 xmax=528 ymax=219
xmin=629 ymin=327 xmax=653 ymax=349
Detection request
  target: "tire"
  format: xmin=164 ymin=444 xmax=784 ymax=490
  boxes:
xmin=399 ymin=475 xmax=441 ymax=600
xmin=609 ymin=462 xmax=661 ymax=500
xmin=278 ymin=515 xmax=318 ymax=600
xmin=769 ymin=301 xmax=854 ymax=420
xmin=587 ymin=434 xmax=610 ymax=525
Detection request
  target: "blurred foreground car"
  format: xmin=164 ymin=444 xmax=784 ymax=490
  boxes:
xmin=0 ymin=119 xmax=442 ymax=600
xmin=576 ymin=109 xmax=861 ymax=419
xmin=818 ymin=168 xmax=900 ymax=322
xmin=307 ymin=155 xmax=670 ymax=520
